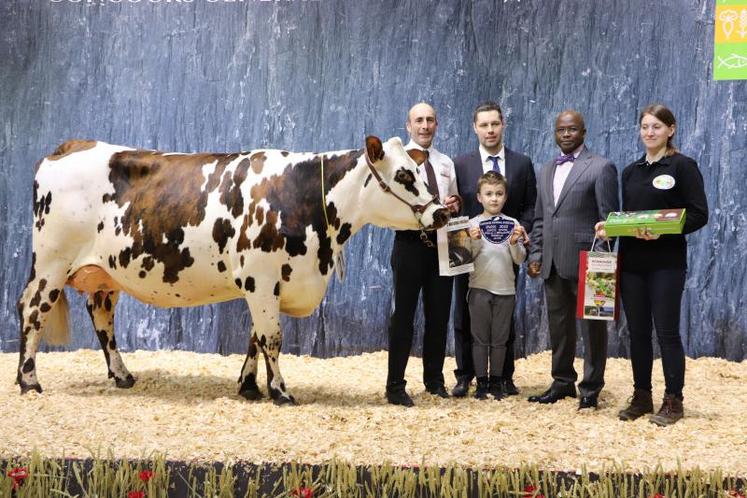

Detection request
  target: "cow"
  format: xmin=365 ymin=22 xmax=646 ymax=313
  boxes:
xmin=16 ymin=136 xmax=450 ymax=405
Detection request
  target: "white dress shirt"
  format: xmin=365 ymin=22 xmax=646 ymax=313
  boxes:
xmin=479 ymin=144 xmax=506 ymax=177
xmin=405 ymin=141 xmax=458 ymax=200
xmin=552 ymin=145 xmax=585 ymax=206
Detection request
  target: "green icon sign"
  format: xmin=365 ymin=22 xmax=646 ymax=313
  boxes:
xmin=714 ymin=1 xmax=747 ymax=80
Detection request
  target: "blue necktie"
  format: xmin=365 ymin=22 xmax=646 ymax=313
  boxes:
xmin=488 ymin=155 xmax=500 ymax=173
xmin=555 ymin=153 xmax=575 ymax=165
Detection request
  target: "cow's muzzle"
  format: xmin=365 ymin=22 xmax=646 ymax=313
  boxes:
xmin=431 ymin=207 xmax=450 ymax=230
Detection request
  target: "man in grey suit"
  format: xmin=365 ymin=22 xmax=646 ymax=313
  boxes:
xmin=452 ymin=101 xmax=537 ymax=398
xmin=527 ymin=110 xmax=619 ymax=410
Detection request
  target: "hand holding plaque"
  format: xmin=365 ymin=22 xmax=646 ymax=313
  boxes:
xmin=478 ymin=217 xmax=516 ymax=245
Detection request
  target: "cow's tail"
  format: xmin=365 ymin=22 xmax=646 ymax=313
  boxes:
xmin=43 ymin=289 xmax=71 ymax=345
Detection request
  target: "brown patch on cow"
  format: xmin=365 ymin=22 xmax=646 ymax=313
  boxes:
xmin=217 ymin=261 xmax=227 ymax=272
xmin=240 ymin=151 xmax=362 ymax=276
xmin=139 ymin=271 xmax=146 ymax=278
xmin=141 ymin=256 xmax=155 ymax=271
xmin=253 ymin=210 xmax=284 ymax=253
xmin=97 ymin=221 xmax=104 ymax=232
xmin=33 ymin=187 xmax=52 ymax=231
xmin=67 ymin=265 xmax=121 ymax=293
xmin=255 ymin=205 xmax=265 ymax=226
xmin=281 ymin=264 xmax=292 ymax=282
xmin=236 ymin=214 xmax=253 ymax=252
xmin=47 ymin=139 xmax=97 ymax=161
xmin=103 ymin=150 xmax=240 ymax=283
xmin=212 ymin=218 xmax=235 ymax=254
xmin=218 ymin=158 xmax=250 ymax=218
xmin=273 ymin=282 xmax=280 ymax=296
xmin=406 ymin=149 xmax=427 ymax=166
xmin=250 ymin=152 xmax=266 ymax=174
xmin=48 ymin=289 xmax=60 ymax=302
xmin=40 ymin=303 xmax=51 ymax=313
xmin=394 ymin=167 xmax=419 ymax=197
xmin=244 ymin=276 xmax=255 ymax=292
xmin=336 ymin=223 xmax=353 ymax=245
xmin=108 ymin=255 xmax=117 ymax=269
xmin=234 ymin=278 xmax=242 ymax=288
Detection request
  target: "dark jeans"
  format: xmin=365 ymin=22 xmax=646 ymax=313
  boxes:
xmin=620 ymin=268 xmax=687 ymax=399
xmin=387 ymin=232 xmax=453 ymax=390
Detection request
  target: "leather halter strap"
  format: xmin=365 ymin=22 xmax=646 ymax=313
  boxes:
xmin=363 ymin=148 xmax=439 ymax=219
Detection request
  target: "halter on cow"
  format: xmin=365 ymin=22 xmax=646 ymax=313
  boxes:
xmin=16 ymin=136 xmax=450 ymax=404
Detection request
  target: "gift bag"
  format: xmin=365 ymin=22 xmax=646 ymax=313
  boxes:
xmin=576 ymin=238 xmax=619 ymax=321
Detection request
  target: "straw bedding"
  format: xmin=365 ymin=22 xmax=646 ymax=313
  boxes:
xmin=1 ymin=350 xmax=745 ymax=475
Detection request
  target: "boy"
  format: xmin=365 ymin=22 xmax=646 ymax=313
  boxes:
xmin=467 ymin=171 xmax=527 ymax=399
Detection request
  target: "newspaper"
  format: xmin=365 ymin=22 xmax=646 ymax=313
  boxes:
xmin=437 ymin=216 xmax=474 ymax=276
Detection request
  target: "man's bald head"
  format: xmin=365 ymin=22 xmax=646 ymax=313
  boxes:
xmin=406 ymin=102 xmax=438 ymax=149
xmin=554 ymin=110 xmax=586 ymax=154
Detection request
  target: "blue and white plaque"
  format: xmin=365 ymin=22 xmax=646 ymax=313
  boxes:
xmin=479 ymin=217 xmax=515 ymax=245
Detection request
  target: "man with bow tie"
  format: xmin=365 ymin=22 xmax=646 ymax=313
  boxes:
xmin=451 ymin=101 xmax=537 ymax=398
xmin=527 ymin=110 xmax=619 ymax=410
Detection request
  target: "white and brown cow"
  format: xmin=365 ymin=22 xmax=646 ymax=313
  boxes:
xmin=17 ymin=136 xmax=449 ymax=404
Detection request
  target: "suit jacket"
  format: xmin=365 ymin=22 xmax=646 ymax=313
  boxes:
xmin=454 ymin=148 xmax=537 ymax=232
xmin=529 ymin=147 xmax=619 ymax=280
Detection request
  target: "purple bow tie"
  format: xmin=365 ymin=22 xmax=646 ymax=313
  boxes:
xmin=555 ymin=153 xmax=575 ymax=165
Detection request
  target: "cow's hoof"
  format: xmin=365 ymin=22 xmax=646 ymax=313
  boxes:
xmin=20 ymin=383 xmax=42 ymax=395
xmin=273 ymin=394 xmax=297 ymax=406
xmin=115 ymin=375 xmax=136 ymax=389
xmin=239 ymin=385 xmax=263 ymax=401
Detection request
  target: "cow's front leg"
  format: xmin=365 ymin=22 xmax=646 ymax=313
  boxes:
xmin=237 ymin=333 xmax=262 ymax=400
xmin=86 ymin=291 xmax=134 ymax=388
xmin=244 ymin=289 xmax=295 ymax=405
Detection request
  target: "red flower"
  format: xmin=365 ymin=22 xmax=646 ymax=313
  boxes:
xmin=523 ymin=485 xmax=545 ymax=498
xmin=292 ymin=487 xmax=313 ymax=498
xmin=650 ymin=494 xmax=666 ymax=498
xmin=139 ymin=469 xmax=154 ymax=483
xmin=128 ymin=491 xmax=145 ymax=498
xmin=7 ymin=467 xmax=29 ymax=490
xmin=728 ymin=491 xmax=746 ymax=498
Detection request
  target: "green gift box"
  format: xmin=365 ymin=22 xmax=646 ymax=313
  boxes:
xmin=604 ymin=209 xmax=686 ymax=237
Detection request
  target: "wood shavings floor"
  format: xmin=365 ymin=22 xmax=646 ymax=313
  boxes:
xmin=1 ymin=350 xmax=745 ymax=475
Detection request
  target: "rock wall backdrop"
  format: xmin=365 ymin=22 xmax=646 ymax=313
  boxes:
xmin=1 ymin=0 xmax=745 ymax=362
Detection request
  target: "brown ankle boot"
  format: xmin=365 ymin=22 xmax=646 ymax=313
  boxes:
xmin=618 ymin=389 xmax=654 ymax=421
xmin=649 ymin=394 xmax=684 ymax=426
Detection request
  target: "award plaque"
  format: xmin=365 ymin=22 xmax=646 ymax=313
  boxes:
xmin=478 ymin=217 xmax=515 ymax=245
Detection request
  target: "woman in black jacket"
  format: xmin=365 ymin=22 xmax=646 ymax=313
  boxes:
xmin=596 ymin=104 xmax=708 ymax=426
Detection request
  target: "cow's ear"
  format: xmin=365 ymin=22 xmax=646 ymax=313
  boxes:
xmin=365 ymin=136 xmax=385 ymax=162
xmin=407 ymin=149 xmax=427 ymax=166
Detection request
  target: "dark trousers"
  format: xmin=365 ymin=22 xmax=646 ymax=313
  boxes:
xmin=453 ymin=266 xmax=519 ymax=382
xmin=544 ymin=265 xmax=608 ymax=397
xmin=387 ymin=232 xmax=453 ymax=390
xmin=620 ymin=268 xmax=687 ymax=399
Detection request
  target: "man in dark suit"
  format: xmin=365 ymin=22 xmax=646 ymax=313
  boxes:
xmin=527 ymin=110 xmax=619 ymax=410
xmin=452 ymin=101 xmax=537 ymax=398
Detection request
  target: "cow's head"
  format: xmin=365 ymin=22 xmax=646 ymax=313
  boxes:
xmin=363 ymin=136 xmax=450 ymax=231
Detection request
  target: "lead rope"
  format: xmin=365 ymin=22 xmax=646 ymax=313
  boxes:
xmin=320 ymin=154 xmax=330 ymax=231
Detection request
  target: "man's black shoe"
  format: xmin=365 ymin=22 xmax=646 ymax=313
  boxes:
xmin=451 ymin=378 xmax=471 ymax=398
xmin=578 ymin=396 xmax=598 ymax=410
xmin=386 ymin=388 xmax=414 ymax=407
xmin=502 ymin=378 xmax=520 ymax=396
xmin=527 ymin=388 xmax=576 ymax=404
xmin=425 ymin=384 xmax=449 ymax=398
